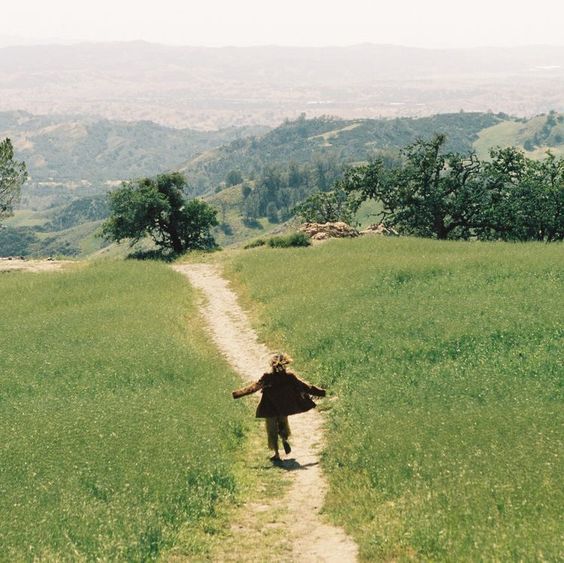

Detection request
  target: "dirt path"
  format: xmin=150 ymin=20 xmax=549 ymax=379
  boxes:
xmin=0 ymin=258 xmax=68 ymax=273
xmin=174 ymin=264 xmax=358 ymax=562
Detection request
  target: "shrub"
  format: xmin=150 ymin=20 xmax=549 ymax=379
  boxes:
xmin=243 ymin=238 xmax=266 ymax=249
xmin=267 ymin=232 xmax=311 ymax=248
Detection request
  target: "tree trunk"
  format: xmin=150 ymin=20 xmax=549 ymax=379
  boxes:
xmin=434 ymin=216 xmax=448 ymax=240
xmin=167 ymin=223 xmax=184 ymax=254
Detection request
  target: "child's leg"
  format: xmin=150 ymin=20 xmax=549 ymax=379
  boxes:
xmin=265 ymin=417 xmax=279 ymax=459
xmin=277 ymin=417 xmax=292 ymax=454
xmin=277 ymin=416 xmax=291 ymax=441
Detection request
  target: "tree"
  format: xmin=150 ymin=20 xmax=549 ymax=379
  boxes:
xmin=101 ymin=172 xmax=218 ymax=254
xmin=266 ymin=201 xmax=279 ymax=223
xmin=241 ymin=182 xmax=252 ymax=199
xmin=0 ymin=138 xmax=28 ymax=221
xmin=0 ymin=226 xmax=38 ymax=257
xmin=477 ymin=148 xmax=564 ymax=241
xmin=294 ymin=189 xmax=361 ymax=224
xmin=341 ymin=135 xmax=483 ymax=239
xmin=341 ymin=135 xmax=563 ymax=241
xmin=225 ymin=170 xmax=243 ymax=187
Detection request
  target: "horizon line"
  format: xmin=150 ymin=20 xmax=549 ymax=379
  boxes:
xmin=1 ymin=38 xmax=564 ymax=51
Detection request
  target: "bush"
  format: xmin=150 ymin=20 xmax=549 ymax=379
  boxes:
xmin=219 ymin=223 xmax=234 ymax=235
xmin=0 ymin=226 xmax=38 ymax=256
xmin=243 ymin=238 xmax=266 ymax=249
xmin=267 ymin=232 xmax=311 ymax=248
xmin=242 ymin=217 xmax=261 ymax=229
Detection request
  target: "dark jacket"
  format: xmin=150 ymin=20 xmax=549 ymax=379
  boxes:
xmin=232 ymin=370 xmax=326 ymax=418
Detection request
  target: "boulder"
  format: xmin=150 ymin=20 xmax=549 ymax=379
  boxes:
xmin=360 ymin=223 xmax=399 ymax=236
xmin=299 ymin=222 xmax=360 ymax=240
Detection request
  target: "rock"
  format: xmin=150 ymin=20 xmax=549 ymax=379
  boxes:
xmin=360 ymin=223 xmax=399 ymax=236
xmin=299 ymin=222 xmax=360 ymax=240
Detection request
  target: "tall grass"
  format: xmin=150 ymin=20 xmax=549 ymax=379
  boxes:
xmin=0 ymin=261 xmax=248 ymax=560
xmin=227 ymin=237 xmax=563 ymax=561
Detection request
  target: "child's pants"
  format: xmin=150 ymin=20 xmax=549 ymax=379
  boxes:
xmin=265 ymin=416 xmax=291 ymax=450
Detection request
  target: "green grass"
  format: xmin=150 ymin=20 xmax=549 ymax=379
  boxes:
xmin=226 ymin=237 xmax=564 ymax=561
xmin=0 ymin=261 xmax=251 ymax=560
xmin=3 ymin=209 xmax=51 ymax=228
xmin=206 ymin=185 xmax=279 ymax=248
xmin=474 ymin=115 xmax=564 ymax=159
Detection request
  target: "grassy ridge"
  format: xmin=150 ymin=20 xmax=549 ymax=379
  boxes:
xmin=474 ymin=114 xmax=563 ymax=159
xmin=0 ymin=262 xmax=248 ymax=560
xmin=227 ymin=237 xmax=563 ymax=560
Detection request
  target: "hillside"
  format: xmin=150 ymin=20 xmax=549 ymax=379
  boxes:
xmin=3 ymin=111 xmax=562 ymax=258
xmin=225 ymin=236 xmax=564 ymax=561
xmin=474 ymin=111 xmax=564 ymax=158
xmin=180 ymin=112 xmax=505 ymax=190
xmin=0 ymin=110 xmax=266 ymax=187
xmin=0 ymin=42 xmax=563 ymax=129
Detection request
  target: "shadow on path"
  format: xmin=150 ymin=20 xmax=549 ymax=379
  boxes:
xmin=272 ymin=458 xmax=320 ymax=471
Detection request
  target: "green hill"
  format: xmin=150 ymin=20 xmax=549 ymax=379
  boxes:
xmin=0 ymin=261 xmax=259 ymax=560
xmin=180 ymin=112 xmax=504 ymax=190
xmin=1 ymin=196 xmax=111 ymax=257
xmin=4 ymin=111 xmax=562 ymax=257
xmin=1 ymin=110 xmax=266 ymax=186
xmin=474 ymin=111 xmax=564 ymax=158
xmin=225 ymin=236 xmax=564 ymax=561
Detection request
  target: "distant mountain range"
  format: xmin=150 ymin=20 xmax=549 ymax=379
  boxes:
xmin=0 ymin=42 xmax=562 ymax=128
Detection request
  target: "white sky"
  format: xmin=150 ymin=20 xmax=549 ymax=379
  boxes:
xmin=2 ymin=0 xmax=564 ymax=48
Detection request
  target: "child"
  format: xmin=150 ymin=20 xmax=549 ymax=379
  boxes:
xmin=232 ymin=353 xmax=326 ymax=461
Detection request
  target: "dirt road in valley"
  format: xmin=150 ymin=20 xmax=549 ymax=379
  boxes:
xmin=173 ymin=263 xmax=358 ymax=562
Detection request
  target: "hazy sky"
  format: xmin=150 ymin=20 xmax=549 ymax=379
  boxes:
xmin=2 ymin=0 xmax=564 ymax=48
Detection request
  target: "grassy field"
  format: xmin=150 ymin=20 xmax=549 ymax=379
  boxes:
xmin=226 ymin=236 xmax=563 ymax=561
xmin=473 ymin=115 xmax=564 ymax=159
xmin=0 ymin=261 xmax=254 ymax=560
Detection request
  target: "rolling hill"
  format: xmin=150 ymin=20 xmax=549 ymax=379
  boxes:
xmin=2 ymin=111 xmax=562 ymax=257
xmin=180 ymin=112 xmax=505 ymax=189
xmin=474 ymin=111 xmax=564 ymax=158
xmin=0 ymin=110 xmax=266 ymax=185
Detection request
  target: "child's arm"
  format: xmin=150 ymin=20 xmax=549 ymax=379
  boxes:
xmin=292 ymin=374 xmax=326 ymax=397
xmin=307 ymin=384 xmax=326 ymax=397
xmin=232 ymin=380 xmax=263 ymax=399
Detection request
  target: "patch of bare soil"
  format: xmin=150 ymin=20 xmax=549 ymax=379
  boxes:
xmin=0 ymin=258 xmax=68 ymax=273
xmin=173 ymin=264 xmax=358 ymax=562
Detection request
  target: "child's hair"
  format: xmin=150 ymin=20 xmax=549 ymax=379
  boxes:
xmin=270 ymin=353 xmax=293 ymax=371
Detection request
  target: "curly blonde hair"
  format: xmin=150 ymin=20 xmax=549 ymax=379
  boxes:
xmin=270 ymin=353 xmax=293 ymax=371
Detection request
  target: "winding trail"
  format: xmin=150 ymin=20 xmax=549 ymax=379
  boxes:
xmin=174 ymin=264 xmax=358 ymax=562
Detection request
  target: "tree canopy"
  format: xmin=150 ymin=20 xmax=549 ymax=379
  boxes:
xmin=101 ymin=172 xmax=219 ymax=254
xmin=0 ymin=138 xmax=27 ymax=221
xmin=340 ymin=135 xmax=563 ymax=241
xmin=294 ymin=188 xmax=361 ymax=224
